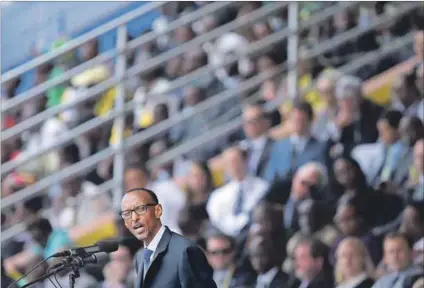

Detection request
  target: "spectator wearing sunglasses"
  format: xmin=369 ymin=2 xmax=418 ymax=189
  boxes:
xmin=205 ymin=230 xmax=256 ymax=288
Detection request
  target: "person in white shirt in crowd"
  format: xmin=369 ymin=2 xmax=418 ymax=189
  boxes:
xmin=406 ymin=139 xmax=424 ymax=201
xmin=312 ymin=69 xmax=344 ymax=142
xmin=372 ymin=232 xmax=423 ymax=288
xmin=239 ymin=102 xmax=273 ymax=179
xmin=207 ymin=146 xmax=269 ymax=237
xmin=123 ymin=162 xmax=185 ymax=234
xmin=334 ymin=237 xmax=375 ymax=288
xmin=352 ymin=110 xmax=410 ymax=189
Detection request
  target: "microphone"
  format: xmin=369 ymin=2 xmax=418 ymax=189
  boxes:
xmin=51 ymin=240 xmax=119 ymax=258
xmin=49 ymin=252 xmax=110 ymax=271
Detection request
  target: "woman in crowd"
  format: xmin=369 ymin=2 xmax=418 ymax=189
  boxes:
xmin=334 ymin=237 xmax=375 ymax=288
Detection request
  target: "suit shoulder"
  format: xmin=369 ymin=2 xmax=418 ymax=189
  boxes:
xmin=169 ymin=231 xmax=200 ymax=251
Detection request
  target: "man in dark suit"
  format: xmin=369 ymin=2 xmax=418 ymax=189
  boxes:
xmin=239 ymin=102 xmax=274 ymax=179
xmin=248 ymin=237 xmax=290 ymax=288
xmin=120 ymin=187 xmax=217 ymax=288
xmin=264 ymin=101 xmax=327 ymax=183
xmin=290 ymin=237 xmax=333 ymax=288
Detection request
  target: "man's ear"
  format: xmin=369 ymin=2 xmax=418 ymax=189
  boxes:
xmin=155 ymin=204 xmax=163 ymax=219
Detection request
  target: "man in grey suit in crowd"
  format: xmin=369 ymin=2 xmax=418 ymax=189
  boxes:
xmin=121 ymin=187 xmax=217 ymax=288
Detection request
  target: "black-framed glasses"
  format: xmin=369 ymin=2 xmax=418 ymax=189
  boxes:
xmin=120 ymin=204 xmax=157 ymax=219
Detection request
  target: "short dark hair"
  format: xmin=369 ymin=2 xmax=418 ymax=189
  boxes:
xmin=205 ymin=229 xmax=235 ymax=250
xmin=28 ymin=218 xmax=53 ymax=235
xmin=384 ymin=232 xmax=413 ymax=249
xmin=296 ymin=237 xmax=330 ymax=266
xmin=380 ymin=110 xmax=403 ymax=130
xmin=293 ymin=100 xmax=314 ymax=121
xmin=124 ymin=162 xmax=150 ymax=178
xmin=125 ymin=187 xmax=159 ymax=204
xmin=60 ymin=143 xmax=80 ymax=164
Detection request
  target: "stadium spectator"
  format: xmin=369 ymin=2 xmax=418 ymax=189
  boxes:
xmin=292 ymin=237 xmax=334 ymax=288
xmin=331 ymin=75 xmax=383 ymax=153
xmin=372 ymin=232 xmax=423 ymax=288
xmin=239 ymin=102 xmax=273 ymax=178
xmin=334 ymin=237 xmax=375 ymax=288
xmin=405 ymin=139 xmax=424 ymax=201
xmin=391 ymin=71 xmax=422 ymax=117
xmin=206 ymin=146 xmax=268 ymax=237
xmin=264 ymin=101 xmax=327 ymax=183
xmin=248 ymin=237 xmax=290 ymax=288
xmin=205 ymin=230 xmax=256 ymax=288
xmin=331 ymin=195 xmax=381 ymax=265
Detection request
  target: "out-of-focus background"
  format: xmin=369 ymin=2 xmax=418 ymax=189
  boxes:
xmin=1 ymin=1 xmax=424 ymax=288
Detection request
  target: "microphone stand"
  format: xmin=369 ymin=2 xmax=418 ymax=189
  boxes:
xmin=20 ymin=266 xmax=67 ymax=288
xmin=69 ymin=264 xmax=80 ymax=288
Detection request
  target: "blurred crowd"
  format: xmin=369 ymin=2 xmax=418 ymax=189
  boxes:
xmin=1 ymin=1 xmax=424 ymax=288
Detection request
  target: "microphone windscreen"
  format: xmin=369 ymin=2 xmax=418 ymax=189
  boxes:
xmin=94 ymin=252 xmax=110 ymax=265
xmin=97 ymin=240 xmax=119 ymax=253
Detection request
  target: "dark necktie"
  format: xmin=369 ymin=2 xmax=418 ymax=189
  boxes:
xmin=234 ymin=184 xmax=244 ymax=215
xmin=143 ymin=249 xmax=154 ymax=279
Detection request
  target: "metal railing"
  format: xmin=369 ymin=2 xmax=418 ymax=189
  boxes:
xmin=1 ymin=30 xmax=415 ymax=243
xmin=0 ymin=2 xmax=419 ymax=241
xmin=1 ymin=1 xmax=418 ymax=211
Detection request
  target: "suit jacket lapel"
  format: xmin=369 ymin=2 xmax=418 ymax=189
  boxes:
xmin=257 ymin=138 xmax=273 ymax=177
xmin=143 ymin=227 xmax=172 ymax=284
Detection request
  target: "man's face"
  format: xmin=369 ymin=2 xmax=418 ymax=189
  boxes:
xmin=333 ymin=159 xmax=355 ymax=188
xmin=413 ymin=140 xmax=424 ymax=173
xmin=206 ymin=237 xmax=234 ymax=271
xmin=249 ymin=244 xmax=273 ymax=274
xmin=400 ymin=206 xmax=423 ymax=240
xmin=334 ymin=205 xmax=359 ymax=236
xmin=384 ymin=238 xmax=411 ymax=272
xmin=124 ymin=169 xmax=148 ymax=190
xmin=377 ymin=119 xmax=398 ymax=145
xmin=292 ymin=168 xmax=319 ymax=200
xmin=294 ymin=243 xmax=321 ymax=281
xmin=317 ymin=78 xmax=335 ymax=105
xmin=243 ymin=107 xmax=266 ymax=139
xmin=121 ymin=191 xmax=162 ymax=243
xmin=224 ymin=149 xmax=246 ymax=182
xmin=290 ymin=108 xmax=311 ymax=136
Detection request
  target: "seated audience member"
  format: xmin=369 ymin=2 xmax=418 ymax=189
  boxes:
xmin=275 ymin=162 xmax=329 ymax=231
xmin=178 ymin=203 xmax=209 ymax=243
xmin=391 ymin=71 xmax=422 ymax=117
xmin=330 ymin=75 xmax=383 ymax=154
xmin=352 ymin=110 xmax=410 ymax=188
xmin=88 ymin=245 xmax=135 ymax=288
xmin=312 ymin=69 xmax=344 ymax=142
xmin=123 ymin=163 xmax=185 ymax=234
xmin=284 ymin=199 xmax=339 ymax=274
xmin=333 ymin=155 xmax=403 ymax=227
xmin=292 ymin=237 xmax=334 ymax=288
xmin=264 ymin=101 xmax=327 ymax=183
xmin=334 ymin=237 xmax=375 ymax=288
xmin=399 ymin=202 xmax=424 ymax=266
xmin=205 ymin=231 xmax=256 ymax=288
xmin=148 ymin=138 xmax=173 ymax=182
xmin=405 ymin=139 xmax=424 ymax=202
xmin=372 ymin=232 xmax=423 ymax=288
xmin=248 ymin=237 xmax=290 ymax=288
xmin=55 ymin=161 xmax=112 ymax=229
xmin=207 ymin=146 xmax=268 ymax=237
xmin=239 ymin=102 xmax=274 ymax=178
xmin=185 ymin=161 xmax=215 ymax=209
xmin=331 ymin=196 xmax=381 ymax=265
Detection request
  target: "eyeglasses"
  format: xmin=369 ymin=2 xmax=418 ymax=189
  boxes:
xmin=120 ymin=204 xmax=157 ymax=219
xmin=208 ymin=247 xmax=233 ymax=256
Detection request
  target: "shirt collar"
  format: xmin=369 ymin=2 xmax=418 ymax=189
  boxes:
xmin=336 ymin=273 xmax=367 ymax=288
xmin=146 ymin=225 xmax=166 ymax=253
xmin=257 ymin=267 xmax=279 ymax=285
xmin=251 ymin=136 xmax=267 ymax=148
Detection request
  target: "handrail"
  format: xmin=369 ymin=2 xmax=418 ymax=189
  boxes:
xmin=0 ymin=2 xmax=166 ymax=83
xmin=0 ymin=179 xmax=115 ymax=242
xmin=1 ymin=1 xmax=235 ymax=113
xmin=1 ymin=5 xmax=416 ymax=208
xmin=1 ymin=1 xmax=352 ymax=140
xmin=0 ymin=31 xmax=416 ymax=241
xmin=0 ymin=1 xmax=358 ymax=173
xmin=147 ymin=31 xmax=417 ymax=169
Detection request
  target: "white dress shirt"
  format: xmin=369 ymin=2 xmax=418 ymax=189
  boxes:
xmin=146 ymin=225 xmax=166 ymax=262
xmin=256 ymin=267 xmax=279 ymax=287
xmin=290 ymin=135 xmax=310 ymax=154
xmin=207 ymin=176 xmax=269 ymax=237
